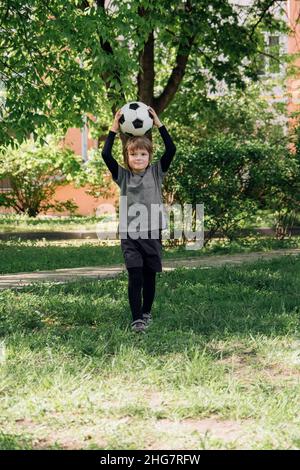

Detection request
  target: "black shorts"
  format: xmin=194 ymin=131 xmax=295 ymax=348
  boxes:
xmin=120 ymin=230 xmax=163 ymax=272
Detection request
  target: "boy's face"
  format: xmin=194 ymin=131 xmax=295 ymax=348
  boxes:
xmin=128 ymin=147 xmax=150 ymax=173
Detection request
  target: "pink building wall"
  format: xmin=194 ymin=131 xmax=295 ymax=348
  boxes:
xmin=46 ymin=124 xmax=119 ymax=217
xmin=287 ymin=0 xmax=300 ymax=132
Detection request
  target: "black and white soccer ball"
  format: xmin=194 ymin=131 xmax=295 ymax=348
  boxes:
xmin=119 ymin=101 xmax=153 ymax=136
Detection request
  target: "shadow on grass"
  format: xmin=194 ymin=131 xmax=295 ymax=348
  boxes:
xmin=1 ymin=235 xmax=300 ymax=275
xmin=0 ymin=254 xmax=299 ymax=362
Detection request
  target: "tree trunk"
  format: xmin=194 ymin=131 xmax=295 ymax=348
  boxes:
xmin=97 ymin=1 xmax=195 ymax=157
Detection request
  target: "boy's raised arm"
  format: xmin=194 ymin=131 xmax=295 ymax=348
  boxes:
xmin=101 ymin=130 xmax=119 ymax=181
xmin=101 ymin=109 xmax=122 ymax=181
xmin=148 ymin=106 xmax=176 ymax=173
xmin=158 ymin=125 xmax=176 ymax=173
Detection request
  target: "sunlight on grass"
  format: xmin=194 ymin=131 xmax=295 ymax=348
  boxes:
xmin=0 ymin=236 xmax=300 ymax=275
xmin=0 ymin=254 xmax=299 ymax=449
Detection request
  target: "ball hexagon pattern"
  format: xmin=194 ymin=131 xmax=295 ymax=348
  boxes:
xmin=119 ymin=101 xmax=153 ymax=136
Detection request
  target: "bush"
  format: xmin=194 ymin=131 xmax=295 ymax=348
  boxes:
xmin=163 ymin=134 xmax=300 ymax=244
xmin=0 ymin=137 xmax=83 ymax=217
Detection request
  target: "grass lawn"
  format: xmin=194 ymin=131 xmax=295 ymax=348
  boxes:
xmin=0 ymin=254 xmax=299 ymax=450
xmin=0 ymin=236 xmax=300 ymax=275
xmin=0 ymin=215 xmax=107 ymax=233
xmin=0 ymin=210 xmax=280 ymax=233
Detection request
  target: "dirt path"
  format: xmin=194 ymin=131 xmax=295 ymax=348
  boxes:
xmin=1 ymin=248 xmax=299 ymax=290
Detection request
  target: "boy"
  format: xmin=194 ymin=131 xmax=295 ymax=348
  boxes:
xmin=101 ymin=106 xmax=176 ymax=333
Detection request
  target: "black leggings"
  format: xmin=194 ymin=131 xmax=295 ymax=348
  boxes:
xmin=127 ymin=266 xmax=157 ymax=321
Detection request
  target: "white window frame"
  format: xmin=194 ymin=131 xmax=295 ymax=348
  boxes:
xmin=259 ymin=32 xmax=287 ymax=78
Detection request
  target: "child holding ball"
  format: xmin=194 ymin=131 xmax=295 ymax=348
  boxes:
xmin=101 ymin=106 xmax=176 ymax=333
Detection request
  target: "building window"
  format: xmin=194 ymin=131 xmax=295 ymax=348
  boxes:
xmin=257 ymin=33 xmax=282 ymax=76
xmin=257 ymin=51 xmax=267 ymax=76
xmin=269 ymin=35 xmax=281 ymax=74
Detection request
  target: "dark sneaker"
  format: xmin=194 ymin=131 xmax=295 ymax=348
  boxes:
xmin=131 ymin=319 xmax=147 ymax=333
xmin=142 ymin=312 xmax=152 ymax=327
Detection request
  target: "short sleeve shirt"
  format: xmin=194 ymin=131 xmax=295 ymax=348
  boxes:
xmin=113 ymin=160 xmax=168 ymax=238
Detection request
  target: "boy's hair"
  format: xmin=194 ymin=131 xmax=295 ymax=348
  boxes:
xmin=124 ymin=135 xmax=153 ymax=170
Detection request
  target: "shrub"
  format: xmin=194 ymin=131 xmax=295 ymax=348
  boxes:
xmin=0 ymin=137 xmax=82 ymax=217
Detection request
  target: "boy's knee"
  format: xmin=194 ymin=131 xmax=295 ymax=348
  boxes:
xmin=128 ymin=267 xmax=143 ymax=283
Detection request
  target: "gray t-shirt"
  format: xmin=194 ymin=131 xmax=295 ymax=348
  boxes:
xmin=113 ymin=160 xmax=168 ymax=239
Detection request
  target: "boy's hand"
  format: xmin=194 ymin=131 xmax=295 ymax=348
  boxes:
xmin=148 ymin=106 xmax=163 ymax=127
xmin=111 ymin=109 xmax=122 ymax=132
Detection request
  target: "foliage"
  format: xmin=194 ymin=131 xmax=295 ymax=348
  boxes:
xmin=0 ymin=0 xmax=290 ymax=145
xmin=161 ymin=80 xmax=289 ymax=148
xmin=263 ymin=123 xmax=300 ymax=239
xmin=163 ymin=134 xmax=300 ymax=243
xmin=80 ymin=146 xmax=121 ymax=202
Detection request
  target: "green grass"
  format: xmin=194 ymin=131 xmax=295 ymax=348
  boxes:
xmin=0 ymin=255 xmax=299 ymax=449
xmin=0 ymin=214 xmax=107 ymax=232
xmin=0 ymin=236 xmax=300 ymax=274
xmin=0 ymin=210 xmax=279 ymax=233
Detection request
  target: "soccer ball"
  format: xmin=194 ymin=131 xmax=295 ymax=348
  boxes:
xmin=119 ymin=101 xmax=153 ymax=136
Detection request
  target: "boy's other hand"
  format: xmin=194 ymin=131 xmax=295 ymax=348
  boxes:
xmin=111 ymin=109 xmax=122 ymax=132
xmin=148 ymin=106 xmax=163 ymax=128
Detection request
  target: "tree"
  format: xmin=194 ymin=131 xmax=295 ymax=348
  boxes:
xmin=0 ymin=0 xmax=290 ymax=148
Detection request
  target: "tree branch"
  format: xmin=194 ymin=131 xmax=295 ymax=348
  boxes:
xmin=153 ymin=34 xmax=195 ymax=114
xmin=256 ymin=48 xmax=281 ymax=63
xmin=153 ymin=0 xmax=196 ymax=114
xmin=248 ymin=0 xmax=280 ymax=40
xmin=137 ymin=6 xmax=154 ymax=105
xmin=95 ymin=0 xmax=125 ymax=108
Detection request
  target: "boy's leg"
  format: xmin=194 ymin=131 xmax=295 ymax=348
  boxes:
xmin=142 ymin=266 xmax=157 ymax=315
xmin=127 ymin=267 xmax=144 ymax=322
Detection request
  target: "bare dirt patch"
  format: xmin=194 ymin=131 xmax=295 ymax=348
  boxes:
xmin=12 ymin=416 xmax=131 ymax=450
xmin=154 ymin=417 xmax=247 ymax=441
